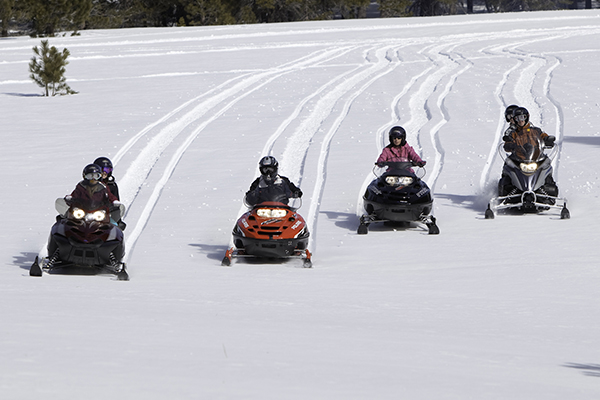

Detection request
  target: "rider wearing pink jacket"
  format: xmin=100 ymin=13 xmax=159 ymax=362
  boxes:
xmin=377 ymin=126 xmax=426 ymax=167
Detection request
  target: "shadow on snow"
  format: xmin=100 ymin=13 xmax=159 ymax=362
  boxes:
xmin=564 ymin=363 xmax=600 ymax=377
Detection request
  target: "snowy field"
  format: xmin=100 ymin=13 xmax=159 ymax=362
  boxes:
xmin=2 ymin=9 xmax=600 ymax=399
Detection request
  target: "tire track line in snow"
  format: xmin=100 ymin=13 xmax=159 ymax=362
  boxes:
xmin=479 ymin=58 xmax=522 ymax=191
xmin=306 ymin=47 xmax=404 ymax=252
xmin=479 ymin=32 xmax=577 ymax=192
xmin=357 ymin=41 xmax=468 ymax=217
xmin=543 ymin=56 xmax=565 ymax=178
xmin=278 ymin=45 xmax=401 ymax=186
xmin=121 ymin=47 xmax=357 ymax=261
xmin=424 ymin=57 xmax=472 ymax=191
xmin=228 ymin=44 xmax=403 ymax=253
xmin=117 ymin=47 xmax=352 ymax=210
xmin=231 ymin=47 xmax=364 ymax=230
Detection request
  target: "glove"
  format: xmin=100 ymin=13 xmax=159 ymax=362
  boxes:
xmin=292 ymin=190 xmax=302 ymax=198
xmin=544 ymin=136 xmax=556 ymax=147
xmin=503 ymin=142 xmax=516 ymax=152
xmin=502 ymin=135 xmax=513 ymax=142
xmin=416 ymin=161 xmax=426 ymax=168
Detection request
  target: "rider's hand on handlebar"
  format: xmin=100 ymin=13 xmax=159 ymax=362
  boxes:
xmin=545 ymin=136 xmax=556 ymax=148
xmin=503 ymin=142 xmax=516 ymax=152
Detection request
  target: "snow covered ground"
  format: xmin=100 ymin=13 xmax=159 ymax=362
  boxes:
xmin=2 ymin=10 xmax=600 ymax=399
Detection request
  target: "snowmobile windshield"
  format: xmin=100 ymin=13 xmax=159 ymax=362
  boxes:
xmin=500 ymin=136 xmax=552 ymax=163
xmin=244 ymin=186 xmax=301 ymax=210
xmin=374 ymin=162 xmax=422 ymax=179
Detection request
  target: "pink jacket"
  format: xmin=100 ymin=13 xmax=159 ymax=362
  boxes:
xmin=377 ymin=144 xmax=424 ymax=164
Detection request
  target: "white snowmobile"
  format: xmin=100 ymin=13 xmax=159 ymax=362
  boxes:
xmin=486 ymin=137 xmax=569 ymax=219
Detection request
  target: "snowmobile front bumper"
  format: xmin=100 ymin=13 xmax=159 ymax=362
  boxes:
xmin=232 ymin=234 xmax=309 ymax=259
xmin=52 ymin=233 xmax=124 ymax=268
xmin=363 ymin=198 xmax=433 ymax=222
xmin=487 ymin=191 xmax=569 ymax=219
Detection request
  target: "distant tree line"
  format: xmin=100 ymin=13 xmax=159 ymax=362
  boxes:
xmin=0 ymin=0 xmax=595 ymax=37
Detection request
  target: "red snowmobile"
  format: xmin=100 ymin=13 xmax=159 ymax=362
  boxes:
xmin=222 ymin=193 xmax=312 ymax=268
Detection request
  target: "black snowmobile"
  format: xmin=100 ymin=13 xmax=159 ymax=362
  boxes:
xmin=485 ymin=137 xmax=569 ymax=219
xmin=358 ymin=161 xmax=439 ymax=235
xmin=30 ymin=198 xmax=129 ymax=280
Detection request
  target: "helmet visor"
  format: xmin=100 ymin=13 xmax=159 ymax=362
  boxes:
xmin=102 ymin=167 xmax=113 ymax=175
xmin=515 ymin=114 xmax=527 ymax=122
xmin=85 ymin=172 xmax=101 ymax=181
xmin=261 ymin=166 xmax=277 ymax=176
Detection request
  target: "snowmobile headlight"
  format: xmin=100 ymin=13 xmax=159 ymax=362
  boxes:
xmin=72 ymin=208 xmax=85 ymax=219
xmin=520 ymin=162 xmax=538 ymax=174
xmin=271 ymin=209 xmax=287 ymax=218
xmin=257 ymin=209 xmax=271 ymax=217
xmin=385 ymin=176 xmax=413 ymax=187
xmin=90 ymin=210 xmax=106 ymax=221
xmin=257 ymin=208 xmax=287 ymax=218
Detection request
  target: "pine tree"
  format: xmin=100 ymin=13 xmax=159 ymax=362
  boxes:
xmin=29 ymin=40 xmax=77 ymax=96
xmin=25 ymin=0 xmax=92 ymax=36
xmin=0 ymin=0 xmax=15 ymax=36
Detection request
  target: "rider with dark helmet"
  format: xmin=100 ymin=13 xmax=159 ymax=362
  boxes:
xmin=66 ymin=164 xmax=119 ymax=209
xmin=376 ymin=126 xmax=426 ymax=167
xmin=94 ymin=156 xmax=120 ymax=200
xmin=503 ymin=107 xmax=555 ymax=157
xmin=504 ymin=104 xmax=519 ymax=123
xmin=499 ymin=107 xmax=558 ymax=196
xmin=245 ymin=156 xmax=302 ymax=206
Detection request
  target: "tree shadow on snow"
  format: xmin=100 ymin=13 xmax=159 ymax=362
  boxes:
xmin=188 ymin=243 xmax=230 ymax=262
xmin=14 ymin=252 xmax=38 ymax=271
xmin=563 ymin=363 xmax=600 ymax=377
xmin=2 ymin=92 xmax=43 ymax=97
xmin=562 ymin=136 xmax=600 ymax=147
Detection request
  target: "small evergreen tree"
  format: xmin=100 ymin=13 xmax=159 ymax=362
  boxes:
xmin=29 ymin=40 xmax=76 ymax=96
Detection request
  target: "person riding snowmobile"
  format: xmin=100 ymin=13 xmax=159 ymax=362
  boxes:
xmin=94 ymin=157 xmax=126 ymax=230
xmin=94 ymin=156 xmax=120 ymax=200
xmin=502 ymin=104 xmax=519 ymax=139
xmin=499 ymin=107 xmax=557 ymax=196
xmin=64 ymin=164 xmax=125 ymax=228
xmin=503 ymin=107 xmax=555 ymax=160
xmin=66 ymin=164 xmax=118 ymax=208
xmin=376 ymin=126 xmax=426 ymax=168
xmin=245 ymin=156 xmax=302 ymax=206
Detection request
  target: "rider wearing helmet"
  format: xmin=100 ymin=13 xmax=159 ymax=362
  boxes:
xmin=66 ymin=164 xmax=119 ymax=209
xmin=245 ymin=156 xmax=302 ymax=206
xmin=504 ymin=104 xmax=519 ymax=123
xmin=502 ymin=104 xmax=519 ymax=139
xmin=503 ymin=107 xmax=555 ymax=158
xmin=376 ymin=126 xmax=426 ymax=167
xmin=94 ymin=156 xmax=119 ymax=200
xmin=499 ymin=107 xmax=557 ymax=196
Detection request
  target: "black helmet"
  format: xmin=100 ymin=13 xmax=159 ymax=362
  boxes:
xmin=94 ymin=156 xmax=113 ymax=175
xmin=83 ymin=164 xmax=102 ymax=181
xmin=513 ymin=107 xmax=529 ymax=124
xmin=389 ymin=126 xmax=406 ymax=146
xmin=259 ymin=156 xmax=278 ymax=181
xmin=505 ymin=105 xmax=519 ymax=122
